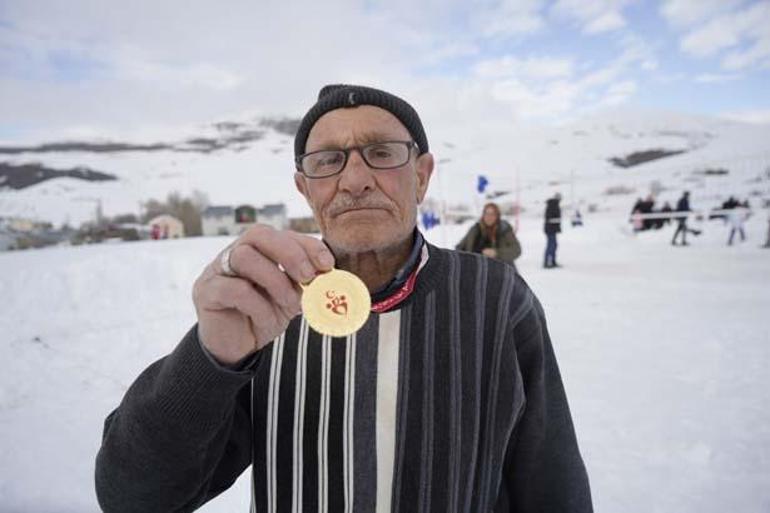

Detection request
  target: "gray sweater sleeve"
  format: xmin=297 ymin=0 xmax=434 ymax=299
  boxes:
xmin=496 ymin=296 xmax=593 ymax=512
xmin=95 ymin=325 xmax=262 ymax=513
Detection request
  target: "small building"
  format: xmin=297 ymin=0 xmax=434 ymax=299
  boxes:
xmin=148 ymin=214 xmax=184 ymax=239
xmin=233 ymin=204 xmax=259 ymax=234
xmin=201 ymin=203 xmax=288 ymax=236
xmin=235 ymin=205 xmax=257 ymax=224
xmin=202 ymin=206 xmax=236 ymax=236
xmin=258 ymin=203 xmax=288 ymax=231
xmin=6 ymin=217 xmax=38 ymax=233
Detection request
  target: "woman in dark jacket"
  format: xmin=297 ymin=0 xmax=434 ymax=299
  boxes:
xmin=456 ymin=202 xmax=522 ymax=268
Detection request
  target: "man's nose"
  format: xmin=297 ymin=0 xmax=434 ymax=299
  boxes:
xmin=337 ymin=148 xmax=376 ymax=196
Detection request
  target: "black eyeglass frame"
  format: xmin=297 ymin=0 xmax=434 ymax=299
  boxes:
xmin=295 ymin=140 xmax=419 ymax=179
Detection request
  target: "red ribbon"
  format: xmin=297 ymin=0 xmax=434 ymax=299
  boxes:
xmin=370 ymin=265 xmax=420 ymax=313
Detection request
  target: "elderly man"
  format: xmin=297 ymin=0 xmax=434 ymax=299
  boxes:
xmin=95 ymin=85 xmax=592 ymax=512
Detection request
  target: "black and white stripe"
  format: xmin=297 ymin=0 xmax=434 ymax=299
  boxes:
xmin=375 ymin=310 xmax=401 ymax=513
xmin=292 ymin=319 xmax=309 ymax=513
xmin=343 ymin=332 xmax=356 ymax=513
xmin=248 ymin=244 xmax=567 ymax=512
xmin=316 ymin=334 xmax=331 ymax=513
xmin=266 ymin=333 xmax=285 ymax=513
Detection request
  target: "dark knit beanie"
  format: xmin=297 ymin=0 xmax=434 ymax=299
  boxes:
xmin=294 ymin=84 xmax=429 ymax=158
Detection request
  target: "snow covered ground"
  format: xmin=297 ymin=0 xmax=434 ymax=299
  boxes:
xmin=1 ymin=210 xmax=769 ymax=513
xmin=3 ymin=111 xmax=770 ymax=228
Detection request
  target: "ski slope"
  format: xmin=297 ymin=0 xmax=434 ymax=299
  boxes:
xmin=1 ymin=211 xmax=769 ymax=512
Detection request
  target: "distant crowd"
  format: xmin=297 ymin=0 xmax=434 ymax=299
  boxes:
xmin=630 ymin=191 xmax=760 ymax=246
xmin=454 ymin=190 xmax=770 ymax=272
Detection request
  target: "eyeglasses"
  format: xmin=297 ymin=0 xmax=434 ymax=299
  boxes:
xmin=296 ymin=140 xmax=418 ymax=179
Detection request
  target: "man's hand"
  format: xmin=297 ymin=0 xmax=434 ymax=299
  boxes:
xmin=482 ymin=248 xmax=497 ymax=258
xmin=192 ymin=225 xmax=335 ymax=365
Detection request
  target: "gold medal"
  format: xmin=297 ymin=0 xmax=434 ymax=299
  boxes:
xmin=301 ymin=269 xmax=371 ymax=336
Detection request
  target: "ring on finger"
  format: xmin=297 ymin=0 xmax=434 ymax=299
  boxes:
xmin=220 ymin=245 xmax=238 ymax=277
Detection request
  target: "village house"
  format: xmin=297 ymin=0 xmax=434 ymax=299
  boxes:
xmin=201 ymin=203 xmax=287 ymax=236
xmin=201 ymin=206 xmax=236 ymax=236
xmin=0 ymin=216 xmax=71 ymax=251
xmin=148 ymin=214 xmax=185 ymax=239
xmin=258 ymin=203 xmax=288 ymax=231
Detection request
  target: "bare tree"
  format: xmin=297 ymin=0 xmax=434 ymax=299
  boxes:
xmin=142 ymin=190 xmax=209 ymax=236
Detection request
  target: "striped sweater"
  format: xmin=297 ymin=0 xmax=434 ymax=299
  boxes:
xmin=96 ymin=244 xmax=592 ymax=512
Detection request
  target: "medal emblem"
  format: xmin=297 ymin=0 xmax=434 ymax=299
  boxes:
xmin=302 ymin=269 xmax=370 ymax=336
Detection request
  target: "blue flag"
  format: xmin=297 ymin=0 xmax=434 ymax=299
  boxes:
xmin=421 ymin=211 xmax=440 ymax=230
xmin=477 ymin=175 xmax=489 ymax=194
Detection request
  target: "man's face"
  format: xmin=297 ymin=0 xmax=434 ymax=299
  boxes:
xmin=294 ymin=105 xmax=433 ymax=255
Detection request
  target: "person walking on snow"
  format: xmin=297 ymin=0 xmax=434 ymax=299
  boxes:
xmin=763 ymin=210 xmax=770 ymax=248
xmin=727 ymin=200 xmax=748 ymax=246
xmin=671 ymin=191 xmax=701 ymax=246
xmin=543 ymin=193 xmax=562 ymax=268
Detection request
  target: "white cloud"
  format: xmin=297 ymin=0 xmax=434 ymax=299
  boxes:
xmin=599 ymin=80 xmax=637 ymax=106
xmin=722 ymin=33 xmax=770 ymax=70
xmin=550 ymin=0 xmax=632 ymax=34
xmin=721 ymin=108 xmax=770 ymax=124
xmin=473 ymin=0 xmax=547 ymax=38
xmin=652 ymin=72 xmax=687 ymax=84
xmin=472 ymin=56 xmax=574 ymax=79
xmin=421 ymin=42 xmax=480 ymax=66
xmin=0 ymin=0 xmax=417 ymax=133
xmin=463 ymin=33 xmax=653 ymax=122
xmin=680 ymin=16 xmax=743 ymax=57
xmin=116 ymin=58 xmax=244 ymax=91
xmin=694 ymin=72 xmax=742 ymax=83
xmin=1 ymin=0 xmax=761 ymax=141
xmin=0 ymin=0 xmax=558 ymax=138
xmin=659 ymin=0 xmax=744 ymax=28
xmin=584 ymin=12 xmax=626 ymax=33
xmin=488 ymin=78 xmax=578 ymax=118
xmin=677 ymin=2 xmax=770 ymax=70
xmin=616 ymin=33 xmax=659 ymax=70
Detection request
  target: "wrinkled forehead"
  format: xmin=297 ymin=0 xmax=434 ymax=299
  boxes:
xmin=305 ymin=105 xmax=411 ymax=152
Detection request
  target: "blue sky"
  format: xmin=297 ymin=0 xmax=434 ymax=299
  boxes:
xmin=0 ymin=0 xmax=768 ymax=141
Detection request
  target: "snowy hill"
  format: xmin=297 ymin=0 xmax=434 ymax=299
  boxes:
xmin=1 ymin=216 xmax=770 ymax=512
xmin=1 ymin=110 xmax=769 ymax=227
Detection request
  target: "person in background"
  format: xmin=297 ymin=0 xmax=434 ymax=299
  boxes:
xmin=659 ymin=201 xmax=673 ymax=228
xmin=763 ymin=210 xmax=770 ymax=248
xmin=456 ymin=202 xmax=522 ymax=269
xmin=544 ymin=192 xmax=562 ymax=268
xmin=571 ymin=208 xmax=583 ymax=227
xmin=727 ymin=199 xmax=749 ymax=246
xmin=639 ymin=195 xmax=655 ymax=231
xmin=671 ymin=191 xmax=701 ymax=246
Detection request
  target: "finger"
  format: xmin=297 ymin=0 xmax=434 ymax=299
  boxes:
xmin=201 ymin=273 xmax=298 ymax=321
xmin=228 ymin=244 xmax=301 ymax=310
xmin=239 ymin=226 xmax=334 ymax=284
xmin=212 ymin=243 xmax=237 ymax=277
xmin=286 ymin=231 xmax=336 ymax=272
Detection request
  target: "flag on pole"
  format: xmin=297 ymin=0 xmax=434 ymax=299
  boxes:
xmin=477 ymin=175 xmax=489 ymax=194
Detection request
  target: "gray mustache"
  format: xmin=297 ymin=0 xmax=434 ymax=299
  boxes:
xmin=327 ymin=196 xmax=394 ymax=216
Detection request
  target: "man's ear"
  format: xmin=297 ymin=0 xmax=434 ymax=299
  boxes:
xmin=415 ymin=152 xmax=434 ymax=204
xmin=294 ymin=172 xmax=309 ymax=200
